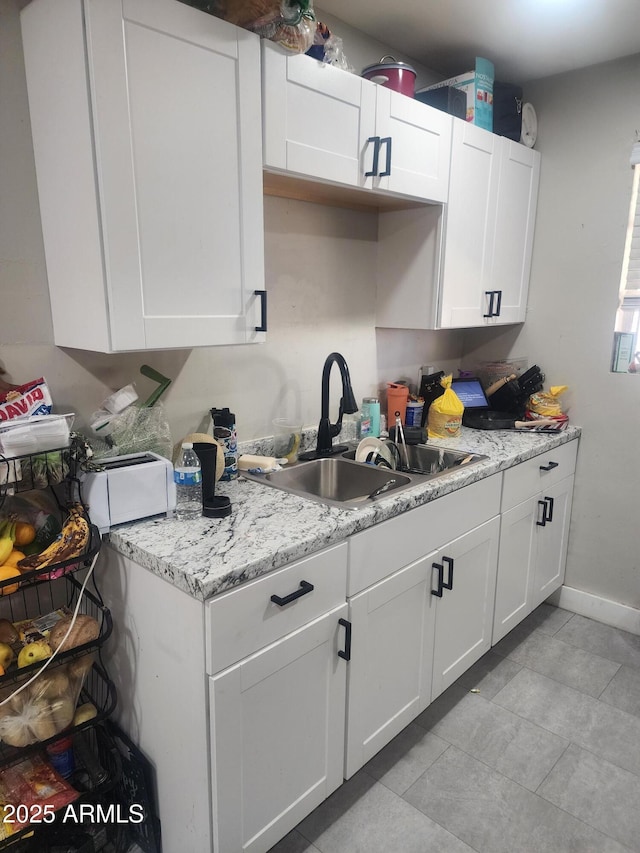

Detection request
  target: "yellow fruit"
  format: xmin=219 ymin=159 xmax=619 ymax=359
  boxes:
xmin=17 ymin=640 xmax=52 ymax=668
xmin=0 ymin=643 xmax=14 ymax=670
xmin=5 ymin=550 xmax=25 ymax=568
xmin=0 ymin=565 xmax=20 ymax=595
xmin=13 ymin=523 xmax=36 ymax=547
xmin=73 ymin=702 xmax=98 ymax=726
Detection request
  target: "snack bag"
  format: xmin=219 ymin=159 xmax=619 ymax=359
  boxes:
xmin=427 ymin=375 xmax=464 ymax=438
xmin=0 ymin=378 xmax=53 ymax=423
xmin=526 ymin=385 xmax=569 ymax=421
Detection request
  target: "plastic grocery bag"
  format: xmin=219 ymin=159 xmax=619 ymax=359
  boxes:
xmin=427 ymin=375 xmax=464 ymax=438
xmin=527 ymin=385 xmax=568 ymax=418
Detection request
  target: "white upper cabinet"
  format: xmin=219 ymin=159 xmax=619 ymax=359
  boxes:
xmin=21 ymin=0 xmax=266 ymax=352
xmin=261 ymin=42 xmax=451 ymax=204
xmin=377 ymin=119 xmax=540 ymax=331
xmin=438 ymin=120 xmax=541 ymax=328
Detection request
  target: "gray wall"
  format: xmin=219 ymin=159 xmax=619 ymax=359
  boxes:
xmin=464 ymin=53 xmax=640 ymax=609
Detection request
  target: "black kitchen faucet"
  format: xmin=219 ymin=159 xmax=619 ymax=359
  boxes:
xmin=299 ymin=352 xmax=358 ymax=460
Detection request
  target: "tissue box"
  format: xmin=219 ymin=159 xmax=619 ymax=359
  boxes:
xmin=418 ymin=57 xmax=494 ymax=131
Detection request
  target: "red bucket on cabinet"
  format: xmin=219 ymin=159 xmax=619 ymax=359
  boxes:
xmin=362 ymin=56 xmax=416 ymax=98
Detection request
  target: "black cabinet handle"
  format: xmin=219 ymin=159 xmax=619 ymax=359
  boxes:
xmin=539 ymin=461 xmax=559 ymax=472
xmin=270 ymin=580 xmax=314 ymax=607
xmin=431 ymin=562 xmax=444 ymax=597
xmin=545 ymin=496 xmax=555 ymax=523
xmin=379 ymin=136 xmax=392 ymax=177
xmin=254 ymin=290 xmax=267 ymax=333
xmin=536 ymin=499 xmax=547 ymax=526
xmin=483 ymin=290 xmax=502 ymax=318
xmin=338 ymin=618 xmax=352 ymax=661
xmin=483 ymin=291 xmax=496 ymax=318
xmin=442 ymin=556 xmax=454 ymax=591
xmin=364 ymin=136 xmax=381 ymax=177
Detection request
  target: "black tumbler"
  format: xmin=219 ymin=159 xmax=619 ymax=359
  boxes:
xmin=193 ymin=442 xmax=232 ymax=518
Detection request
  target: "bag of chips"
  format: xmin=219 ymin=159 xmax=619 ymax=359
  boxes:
xmin=427 ymin=375 xmax=464 ymax=438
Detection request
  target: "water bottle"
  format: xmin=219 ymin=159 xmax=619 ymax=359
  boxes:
xmin=174 ymin=442 xmax=202 ymax=518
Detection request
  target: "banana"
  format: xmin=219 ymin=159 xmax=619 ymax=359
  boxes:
xmin=0 ymin=520 xmax=15 ymax=565
xmin=17 ymin=505 xmax=90 ymax=572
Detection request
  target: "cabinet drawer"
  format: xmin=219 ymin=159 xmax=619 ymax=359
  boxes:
xmin=206 ymin=542 xmax=347 ymax=674
xmin=502 ymin=440 xmax=578 ymax=511
xmin=348 ymin=474 xmax=501 ymax=596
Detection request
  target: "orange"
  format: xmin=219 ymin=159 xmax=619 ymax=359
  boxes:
xmin=5 ymin=551 xmax=25 ymax=568
xmin=0 ymin=566 xmax=21 ymax=595
xmin=13 ymin=523 xmax=36 ymax=547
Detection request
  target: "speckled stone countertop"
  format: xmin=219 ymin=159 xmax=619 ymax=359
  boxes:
xmin=107 ymin=426 xmax=581 ymax=601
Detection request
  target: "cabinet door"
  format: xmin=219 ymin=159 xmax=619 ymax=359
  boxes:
xmin=345 ymin=552 xmax=436 ymax=779
xmin=431 ymin=517 xmax=500 ymax=699
xmin=490 ymin=140 xmax=541 ymax=324
xmin=262 ymin=42 xmax=377 ymax=189
xmin=210 ymin=604 xmax=347 ymax=853
xmin=492 ymin=497 xmax=537 ymax=644
xmin=438 ymin=120 xmax=499 ymax=328
xmin=22 ymin=0 xmax=265 ymax=351
xmin=373 ymin=87 xmax=452 ymax=202
xmin=532 ymin=475 xmax=574 ymax=609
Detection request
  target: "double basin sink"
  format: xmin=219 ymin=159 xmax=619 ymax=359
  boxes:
xmin=242 ymin=444 xmax=487 ymax=510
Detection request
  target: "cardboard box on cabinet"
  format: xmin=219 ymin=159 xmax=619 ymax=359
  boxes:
xmin=418 ymin=57 xmax=494 ymax=131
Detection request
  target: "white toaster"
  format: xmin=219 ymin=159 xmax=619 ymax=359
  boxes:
xmin=80 ymin=452 xmax=176 ymax=534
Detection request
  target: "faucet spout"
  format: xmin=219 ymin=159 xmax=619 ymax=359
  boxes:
xmin=303 ymin=352 xmax=358 ymax=459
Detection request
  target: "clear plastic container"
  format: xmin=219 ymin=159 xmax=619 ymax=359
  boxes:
xmin=174 ymin=442 xmax=202 ymax=518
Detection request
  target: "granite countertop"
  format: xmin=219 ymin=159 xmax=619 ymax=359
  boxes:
xmin=106 ymin=426 xmax=581 ymax=601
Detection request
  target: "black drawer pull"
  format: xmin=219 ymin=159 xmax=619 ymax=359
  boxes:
xmin=270 ymin=580 xmax=314 ymax=607
xmin=431 ymin=562 xmax=444 ymax=597
xmin=254 ymin=289 xmax=267 ymax=332
xmin=442 ymin=556 xmax=454 ymax=591
xmin=338 ymin=618 xmax=352 ymax=661
xmin=539 ymin=461 xmax=559 ymax=472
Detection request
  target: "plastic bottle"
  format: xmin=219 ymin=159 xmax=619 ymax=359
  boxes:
xmin=362 ymin=397 xmax=381 ymax=438
xmin=174 ymin=442 xmax=202 ymax=518
xmin=211 ymin=407 xmax=238 ymax=481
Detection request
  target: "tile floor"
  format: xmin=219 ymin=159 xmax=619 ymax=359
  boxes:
xmin=269 ymin=604 xmax=640 ymax=853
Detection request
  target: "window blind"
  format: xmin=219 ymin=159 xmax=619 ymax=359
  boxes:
xmin=621 ymin=145 xmax=640 ymax=298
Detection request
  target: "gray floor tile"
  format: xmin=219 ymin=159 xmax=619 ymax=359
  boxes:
xmin=538 ymin=742 xmax=640 ymax=852
xmin=493 ymin=667 xmax=640 ymax=777
xmin=455 ymin=649 xmax=523 ymax=699
xmin=492 ymin=626 xmax=620 ymax=697
xmin=416 ymin=689 xmax=568 ymax=791
xmin=518 ymin=602 xmax=575 ymax=635
xmin=404 ymin=745 xmax=630 ymax=853
xmin=268 ymin=829 xmax=321 ymax=853
xmin=297 ymin=769 xmax=475 ymax=853
xmin=555 ymin=614 xmax=640 ymax=670
xmin=364 ymin=722 xmax=449 ymax=795
xmin=600 ymin=665 xmax=640 ymax=717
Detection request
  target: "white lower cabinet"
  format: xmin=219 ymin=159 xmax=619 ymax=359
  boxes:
xmin=430 ymin=517 xmax=500 ymax=699
xmin=345 ymin=551 xmax=437 ymax=778
xmin=493 ymin=441 xmax=578 ymax=643
xmin=206 ymin=541 xmax=349 ymax=853
xmin=344 ymin=474 xmax=502 ymax=778
xmin=210 ymin=604 xmax=348 ymax=853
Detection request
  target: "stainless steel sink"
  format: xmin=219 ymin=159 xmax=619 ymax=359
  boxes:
xmin=342 ymin=443 xmax=487 ymax=477
xmin=242 ymin=456 xmax=416 ymax=509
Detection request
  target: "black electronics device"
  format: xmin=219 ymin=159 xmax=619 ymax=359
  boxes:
xmin=452 ymin=377 xmax=522 ymax=430
xmin=415 ymin=86 xmax=467 ymax=119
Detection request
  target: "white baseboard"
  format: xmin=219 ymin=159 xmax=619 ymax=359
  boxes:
xmin=548 ymin=585 xmax=640 ymax=636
